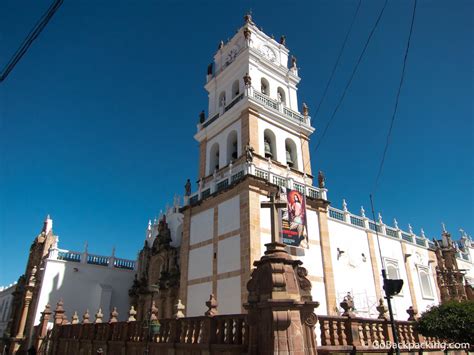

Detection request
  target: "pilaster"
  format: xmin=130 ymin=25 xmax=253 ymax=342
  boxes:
xmin=401 ymin=242 xmax=418 ymax=312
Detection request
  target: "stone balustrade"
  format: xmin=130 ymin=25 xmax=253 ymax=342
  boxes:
xmin=51 ymin=248 xmax=136 ymax=270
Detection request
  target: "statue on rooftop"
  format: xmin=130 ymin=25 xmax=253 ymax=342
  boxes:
xmin=184 ymin=179 xmax=191 ymax=196
xmin=318 ymin=171 xmax=325 ymax=188
xmin=245 ymin=144 xmax=254 ymax=163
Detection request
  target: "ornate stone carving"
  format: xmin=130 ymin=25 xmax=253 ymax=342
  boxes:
xmin=204 ymin=294 xmax=218 ymax=317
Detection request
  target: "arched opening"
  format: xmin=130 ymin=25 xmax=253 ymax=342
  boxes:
xmin=263 ymin=129 xmax=277 ymax=160
xmin=218 ymin=92 xmax=226 ymax=108
xmin=232 ymin=80 xmax=240 ymax=99
xmin=227 ymin=130 xmax=238 ymax=163
xmin=418 ymin=268 xmax=434 ymax=299
xmin=209 ymin=143 xmax=220 ymax=174
xmin=285 ymin=138 xmax=298 ymax=169
xmin=277 ymin=87 xmax=286 ymax=105
xmin=261 ymin=78 xmax=270 ymax=96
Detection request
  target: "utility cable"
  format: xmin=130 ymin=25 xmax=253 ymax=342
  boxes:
xmin=313 ymin=0 xmax=362 ymax=120
xmin=0 ymin=0 xmax=63 ymax=83
xmin=304 ymin=0 xmax=388 ymax=174
xmin=373 ymin=0 xmax=418 ymax=193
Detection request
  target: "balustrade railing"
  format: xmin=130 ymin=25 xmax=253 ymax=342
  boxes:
xmin=54 ymin=249 xmax=135 ymax=270
xmin=57 ymin=250 xmax=81 ymax=263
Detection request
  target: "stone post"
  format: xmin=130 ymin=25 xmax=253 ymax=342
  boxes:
xmin=244 ymin=242 xmax=319 ymax=355
xmin=34 ymin=304 xmax=52 ymax=351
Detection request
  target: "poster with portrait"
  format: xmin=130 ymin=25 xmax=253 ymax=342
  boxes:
xmin=280 ymin=189 xmax=308 ymax=248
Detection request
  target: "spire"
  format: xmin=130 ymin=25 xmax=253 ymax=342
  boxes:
xmin=42 ymin=214 xmax=53 ymax=234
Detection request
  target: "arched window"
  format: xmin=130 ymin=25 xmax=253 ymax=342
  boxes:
xmin=227 ymin=130 xmax=238 ymax=163
xmin=261 ymin=78 xmax=270 ymax=96
xmin=285 ymin=138 xmax=298 ymax=169
xmin=209 ymin=143 xmax=220 ymax=174
xmin=263 ymin=129 xmax=277 ymax=160
xmin=232 ymin=80 xmax=240 ymax=99
xmin=218 ymin=92 xmax=226 ymax=108
xmin=418 ymin=267 xmax=434 ymax=299
xmin=277 ymin=87 xmax=286 ymax=105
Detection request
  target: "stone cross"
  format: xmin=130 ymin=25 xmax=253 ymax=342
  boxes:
xmin=261 ymin=192 xmax=287 ymax=244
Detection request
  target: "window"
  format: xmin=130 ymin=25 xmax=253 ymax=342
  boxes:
xmin=285 ymin=138 xmax=298 ymax=169
xmin=263 ymin=129 xmax=276 ymax=160
xmin=209 ymin=143 xmax=220 ymax=174
xmin=261 ymin=78 xmax=270 ymax=95
xmin=277 ymin=87 xmax=286 ymax=105
xmin=227 ymin=130 xmax=238 ymax=163
xmin=232 ymin=80 xmax=240 ymax=99
xmin=418 ymin=266 xmax=434 ymax=299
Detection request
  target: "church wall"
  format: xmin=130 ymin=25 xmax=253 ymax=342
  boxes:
xmin=327 ymin=219 xmax=378 ymax=317
xmin=373 ymin=236 xmax=414 ymax=319
xmin=190 ymin=209 xmax=214 ymax=245
xmin=188 ymin=245 xmax=213 ymax=280
xmin=187 ymin=282 xmax=212 ymax=317
xmin=217 ymin=276 xmax=242 ymax=314
xmin=403 ymin=244 xmax=439 ymax=314
xmin=457 ymin=256 xmax=474 ymax=284
xmin=0 ymin=285 xmax=15 ymax=337
xmin=217 ymin=235 xmax=241 ymax=274
xmin=34 ymin=258 xmax=134 ymax=325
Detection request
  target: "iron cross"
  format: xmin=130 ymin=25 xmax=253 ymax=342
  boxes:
xmin=261 ymin=192 xmax=287 ymax=244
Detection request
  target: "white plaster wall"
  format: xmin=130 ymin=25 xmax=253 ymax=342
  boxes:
xmin=205 ymin=120 xmax=241 ymax=175
xmin=404 ymin=244 xmax=439 ymax=313
xmin=457 ymin=256 xmax=474 ymax=285
xmin=312 ymin=281 xmax=327 ymax=316
xmin=187 ymin=282 xmax=212 ymax=317
xmin=34 ymin=259 xmax=134 ymax=326
xmin=190 ymin=209 xmax=214 ymax=245
xmin=373 ymin=235 xmax=414 ymax=319
xmin=257 ymin=118 xmax=303 ymax=170
xmin=217 ymin=276 xmax=241 ymax=314
xmin=188 ymin=245 xmax=213 ymax=280
xmin=217 ymin=235 xmax=241 ymax=274
xmin=328 ymin=220 xmax=378 ymax=317
xmin=306 ymin=209 xmax=320 ymax=243
xmin=218 ymin=195 xmax=240 ymax=235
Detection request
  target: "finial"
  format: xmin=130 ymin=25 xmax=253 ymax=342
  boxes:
xmin=94 ymin=308 xmax=103 ymax=323
xmin=109 ymin=307 xmax=118 ymax=323
xmin=174 ymin=299 xmax=185 ymax=319
xmin=317 ymin=171 xmax=325 ymax=188
xmin=199 ymin=110 xmax=205 ymax=124
xmin=376 ymin=298 xmax=388 ymax=320
xmin=128 ymin=306 xmax=137 ymax=322
xmin=393 ymin=218 xmax=399 ymax=229
xmin=71 ymin=311 xmax=79 ymax=324
xmin=111 ymin=246 xmax=115 ymax=257
xmin=378 ymin=213 xmax=383 ymax=224
xmin=150 ymin=301 xmax=158 ymax=321
xmin=218 ymin=40 xmax=224 ymax=50
xmin=279 ymin=35 xmax=286 ymax=45
xmin=360 ymin=206 xmax=366 ymax=218
xmin=406 ymin=306 xmax=417 ymax=321
xmin=291 ymin=55 xmax=297 ymax=69
xmin=147 ymin=220 xmax=151 ymax=230
xmin=84 ymin=241 xmax=88 ymax=253
xmin=408 ymin=224 xmax=413 ymax=234
xmin=82 ymin=309 xmax=90 ymax=324
xmin=205 ymin=294 xmax=218 ymax=317
xmin=342 ymin=199 xmax=348 ymax=212
xmin=442 ymin=222 xmax=447 ymax=233
xmin=420 ymin=228 xmax=426 ymax=238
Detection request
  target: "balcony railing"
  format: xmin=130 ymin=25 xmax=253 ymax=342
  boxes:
xmin=52 ymin=248 xmax=136 ymax=270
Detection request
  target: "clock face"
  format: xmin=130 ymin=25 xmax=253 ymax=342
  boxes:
xmin=262 ymin=45 xmax=276 ymax=62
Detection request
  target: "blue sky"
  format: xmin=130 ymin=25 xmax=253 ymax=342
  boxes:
xmin=0 ymin=0 xmax=472 ymax=285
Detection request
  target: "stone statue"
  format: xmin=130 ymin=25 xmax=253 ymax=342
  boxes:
xmin=199 ymin=110 xmax=205 ymax=124
xmin=302 ymin=102 xmax=309 ymax=116
xmin=184 ymin=179 xmax=191 ymax=196
xmin=291 ymin=55 xmax=297 ymax=68
xmin=244 ymin=11 xmax=253 ymax=24
xmin=279 ymin=35 xmax=286 ymax=45
xmin=243 ymin=27 xmax=251 ymax=40
xmin=218 ymin=40 xmax=224 ymax=50
xmin=318 ymin=171 xmax=325 ymax=188
xmin=245 ymin=144 xmax=254 ymax=163
xmin=243 ymin=72 xmax=251 ymax=87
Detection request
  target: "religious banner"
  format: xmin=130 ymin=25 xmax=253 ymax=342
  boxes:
xmin=280 ymin=189 xmax=308 ymax=247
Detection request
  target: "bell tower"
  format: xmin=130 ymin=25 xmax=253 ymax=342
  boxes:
xmin=180 ymin=13 xmax=326 ymax=318
xmin=195 ymin=12 xmax=315 ymax=184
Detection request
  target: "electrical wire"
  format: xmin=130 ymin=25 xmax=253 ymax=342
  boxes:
xmin=313 ymin=0 xmax=362 ymax=120
xmin=373 ymin=0 xmax=418 ymax=193
xmin=0 ymin=0 xmax=63 ymax=83
xmin=304 ymin=0 xmax=389 ymax=173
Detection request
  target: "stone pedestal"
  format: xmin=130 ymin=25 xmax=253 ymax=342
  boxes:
xmin=244 ymin=242 xmax=319 ymax=355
